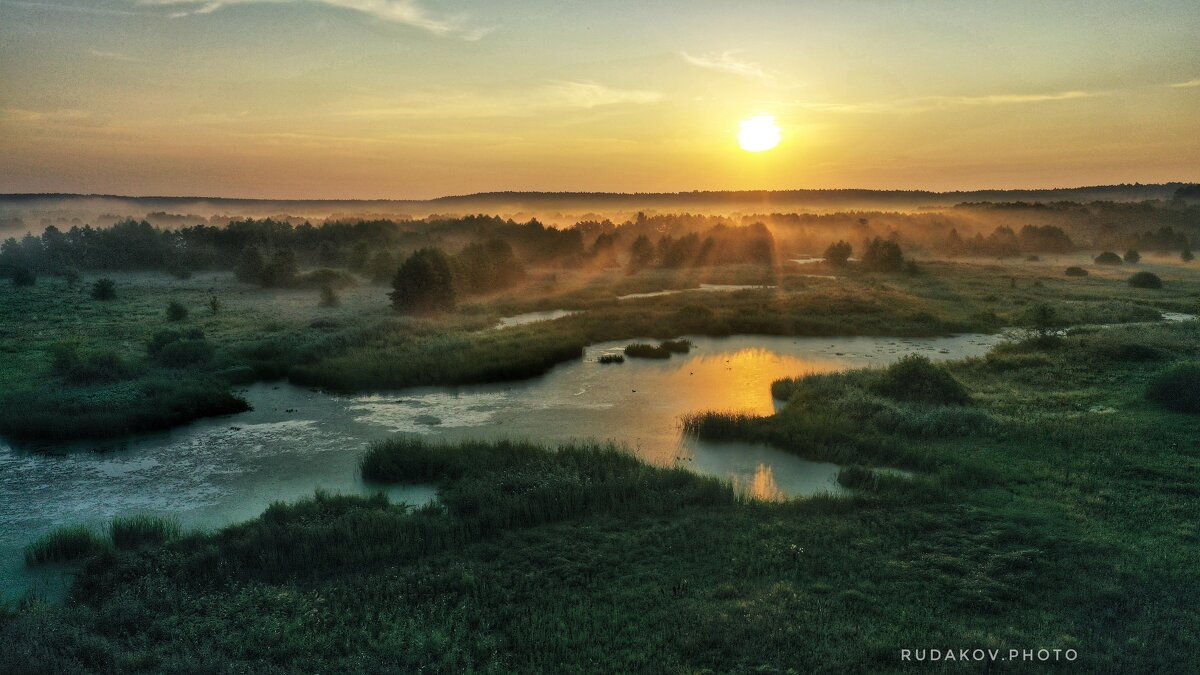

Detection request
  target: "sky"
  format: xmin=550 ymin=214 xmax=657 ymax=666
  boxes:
xmin=1 ymin=0 xmax=1198 ymax=198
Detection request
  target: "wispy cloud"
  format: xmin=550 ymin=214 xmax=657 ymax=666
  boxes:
xmin=682 ymin=50 xmax=775 ymax=84
xmin=90 ymin=49 xmax=139 ymax=62
xmin=801 ymin=89 xmax=1106 ymax=114
xmin=335 ymin=81 xmax=664 ymax=119
xmin=1167 ymin=79 xmax=1200 ymax=89
xmin=138 ymin=0 xmax=493 ymax=39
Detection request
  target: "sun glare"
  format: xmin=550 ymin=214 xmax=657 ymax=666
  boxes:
xmin=738 ymin=115 xmax=781 ymax=152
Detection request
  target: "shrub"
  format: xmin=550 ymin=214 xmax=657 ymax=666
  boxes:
xmin=861 ymin=238 xmax=904 ymax=272
xmin=1183 ymin=248 xmax=1194 ymax=262
xmin=319 ymin=284 xmax=340 ymax=308
xmin=11 ymin=267 xmax=35 ymax=286
xmin=166 ymin=300 xmax=189 ymax=321
xmin=208 ymin=295 xmax=221 ymax=314
xmin=110 ymin=515 xmax=181 ymax=549
xmin=91 ymin=278 xmax=116 ymax=300
xmin=296 ymin=268 xmax=358 ymax=290
xmin=148 ymin=328 xmax=213 ymax=367
xmin=598 ymin=354 xmax=625 ymax=364
xmin=1094 ymin=251 xmax=1123 ymax=265
xmin=50 ymin=344 xmax=136 ymax=384
xmin=1106 ymin=343 xmax=1164 ymax=362
xmin=1128 ymin=271 xmax=1162 ymax=289
xmin=1065 ymin=266 xmax=1088 ymax=277
xmin=25 ymin=526 xmax=107 ymax=565
xmin=824 ymin=241 xmax=852 ymax=266
xmin=1146 ymin=364 xmax=1200 ymax=413
xmin=870 ymin=355 xmax=971 ymax=406
xmin=1123 ymin=249 xmax=1141 ymax=264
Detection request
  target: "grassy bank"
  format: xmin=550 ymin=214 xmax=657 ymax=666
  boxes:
xmin=4 ymin=319 xmax=1200 ymax=671
xmin=2 ymin=258 xmax=1195 ymax=441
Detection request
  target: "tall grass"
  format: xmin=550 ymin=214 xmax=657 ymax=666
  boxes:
xmin=25 ymin=526 xmax=108 ymax=565
xmin=110 ymin=515 xmax=181 ymax=549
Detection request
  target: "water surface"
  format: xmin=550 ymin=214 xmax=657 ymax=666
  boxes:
xmin=0 ymin=332 xmax=1005 ymax=600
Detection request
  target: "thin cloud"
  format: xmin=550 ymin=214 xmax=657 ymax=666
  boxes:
xmin=336 ymin=81 xmax=664 ymax=119
xmin=1167 ymin=79 xmax=1200 ymax=88
xmin=90 ymin=49 xmax=139 ymax=62
xmin=682 ymin=50 xmax=774 ymax=84
xmin=800 ymin=89 xmax=1106 ymax=114
xmin=138 ymin=0 xmax=491 ymax=39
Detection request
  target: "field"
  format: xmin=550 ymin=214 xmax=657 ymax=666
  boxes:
xmin=2 ymin=246 xmax=1199 ymax=671
xmin=2 ymin=251 xmax=1195 ymax=441
xmin=3 ymin=314 xmax=1200 ymax=671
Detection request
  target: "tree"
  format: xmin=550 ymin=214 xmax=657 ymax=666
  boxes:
xmin=319 ymin=284 xmax=340 ymax=308
xmin=208 ymin=295 xmax=221 ymax=314
xmin=166 ymin=301 xmax=189 ymax=321
xmin=368 ymin=250 xmax=398 ymax=284
xmin=1183 ymin=247 xmax=1194 ymax=263
xmin=1128 ymin=272 xmax=1163 ymax=289
xmin=824 ymin=241 xmax=852 ymax=266
xmin=235 ymin=247 xmax=265 ymax=284
xmin=627 ymin=235 xmax=655 ymax=273
xmin=263 ymin=249 xmax=297 ymax=287
xmin=861 ymin=238 xmax=904 ymax=272
xmin=1094 ymin=251 xmax=1123 ymax=265
xmin=1123 ymin=249 xmax=1141 ymax=264
xmin=11 ymin=267 xmax=35 ymax=287
xmin=91 ymin=278 xmax=116 ymax=300
xmin=390 ymin=248 xmax=456 ymax=314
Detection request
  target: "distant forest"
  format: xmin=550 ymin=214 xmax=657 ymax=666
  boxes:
xmin=2 ymin=199 xmax=1197 ymax=287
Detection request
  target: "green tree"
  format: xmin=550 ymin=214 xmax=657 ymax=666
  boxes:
xmin=166 ymin=301 xmax=188 ymax=321
xmin=861 ymin=238 xmax=904 ymax=272
xmin=263 ymin=249 xmax=297 ymax=287
xmin=235 ymin=247 xmax=265 ymax=284
xmin=823 ymin=241 xmax=852 ymax=266
xmin=11 ymin=267 xmax=35 ymax=287
xmin=390 ymin=248 xmax=456 ymax=314
xmin=627 ymin=235 xmax=655 ymax=273
xmin=91 ymin=278 xmax=116 ymax=300
xmin=1123 ymin=249 xmax=1141 ymax=264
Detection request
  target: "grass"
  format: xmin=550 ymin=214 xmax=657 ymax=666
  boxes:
xmin=597 ymin=353 xmax=624 ymax=364
xmin=1146 ymin=363 xmax=1200 ymax=412
xmin=4 ymin=320 xmax=1200 ymax=671
xmin=3 ymin=255 xmax=1196 ymax=441
xmin=109 ymin=516 xmax=181 ymax=550
xmin=24 ymin=526 xmax=108 ymax=566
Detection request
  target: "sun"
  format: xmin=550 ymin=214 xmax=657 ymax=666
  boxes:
xmin=738 ymin=115 xmax=781 ymax=152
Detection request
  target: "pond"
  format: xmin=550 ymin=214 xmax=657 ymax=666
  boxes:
xmin=0 ymin=331 xmax=1007 ymax=600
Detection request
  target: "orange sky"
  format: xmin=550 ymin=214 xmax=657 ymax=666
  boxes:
xmin=1 ymin=0 xmax=1197 ymax=198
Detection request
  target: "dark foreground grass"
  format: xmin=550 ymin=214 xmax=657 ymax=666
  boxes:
xmin=0 ymin=377 xmax=249 ymax=442
xmin=6 ymin=319 xmax=1200 ymax=672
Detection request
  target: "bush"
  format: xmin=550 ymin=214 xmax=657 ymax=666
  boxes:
xmin=296 ymin=268 xmax=358 ymax=290
xmin=91 ymin=278 xmax=116 ymax=300
xmin=11 ymin=267 xmax=35 ymax=286
xmin=598 ymin=354 xmax=625 ymax=364
xmin=1065 ymin=266 xmax=1089 ymax=277
xmin=50 ymin=344 xmax=136 ymax=384
xmin=1128 ymin=271 xmax=1163 ymax=289
xmin=111 ymin=515 xmax=181 ymax=549
xmin=1124 ymin=249 xmax=1141 ymax=264
xmin=147 ymin=329 xmax=213 ymax=367
xmin=861 ymin=238 xmax=904 ymax=272
xmin=166 ymin=300 xmax=189 ymax=321
xmin=25 ymin=526 xmax=107 ymax=565
xmin=319 ymin=284 xmax=340 ymax=308
xmin=1094 ymin=251 xmax=1123 ymax=265
xmin=1146 ymin=364 xmax=1200 ymax=413
xmin=824 ymin=241 xmax=852 ymax=266
xmin=870 ymin=355 xmax=971 ymax=406
xmin=1184 ymin=248 xmax=1194 ymax=262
